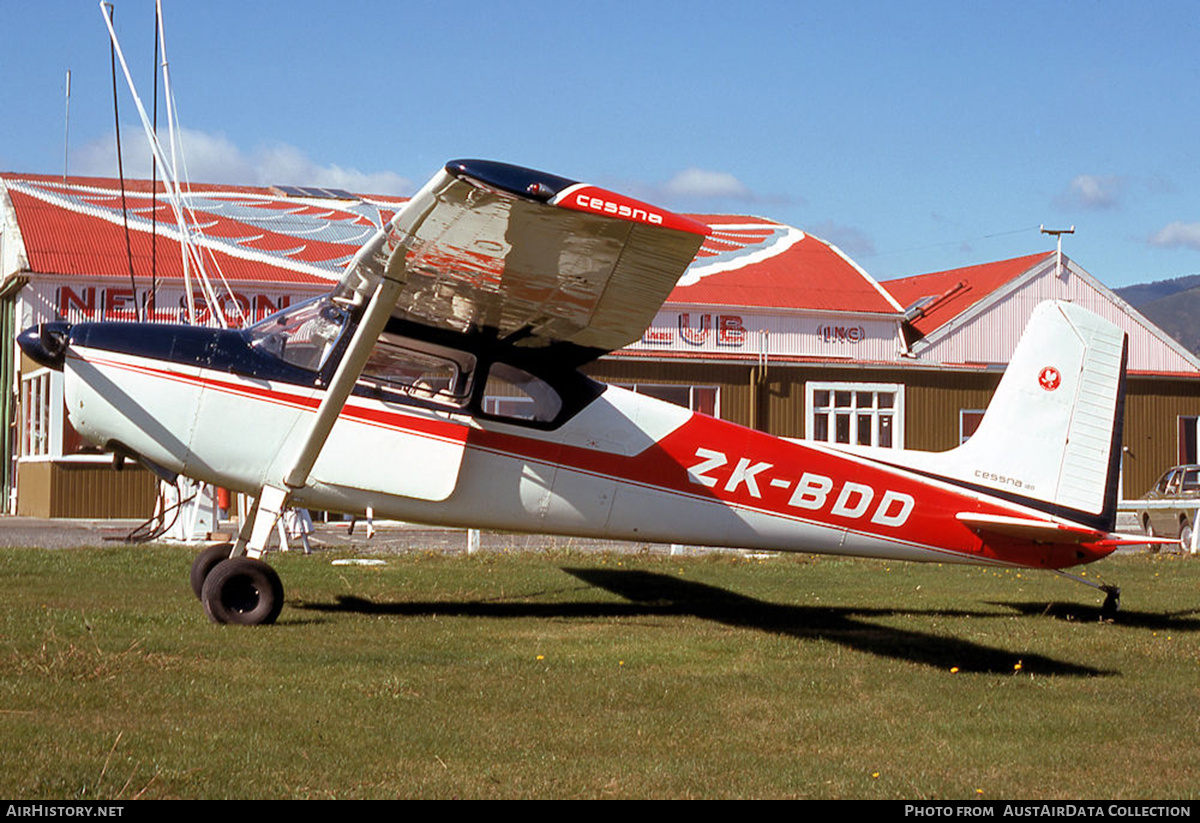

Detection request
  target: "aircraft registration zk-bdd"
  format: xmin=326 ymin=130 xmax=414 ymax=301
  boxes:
xmin=18 ymin=159 xmax=1150 ymax=625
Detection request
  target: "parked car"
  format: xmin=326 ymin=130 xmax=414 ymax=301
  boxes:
xmin=1138 ymin=464 xmax=1200 ymax=551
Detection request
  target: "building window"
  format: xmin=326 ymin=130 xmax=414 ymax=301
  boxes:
xmin=960 ymin=409 xmax=986 ymax=444
xmin=19 ymin=371 xmax=52 ymax=458
xmin=615 ymin=383 xmax=719 ymax=416
xmin=1179 ymin=416 xmax=1198 ymax=464
xmin=806 ymin=382 xmax=902 ymax=448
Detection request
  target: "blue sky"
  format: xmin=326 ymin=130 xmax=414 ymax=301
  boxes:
xmin=2 ymin=0 xmax=1197 ymax=288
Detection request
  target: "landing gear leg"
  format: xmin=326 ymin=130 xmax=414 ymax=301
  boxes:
xmin=198 ymin=486 xmax=290 ymax=625
xmin=195 ymin=270 xmax=405 ymax=626
xmin=1053 ymin=569 xmax=1121 ymax=620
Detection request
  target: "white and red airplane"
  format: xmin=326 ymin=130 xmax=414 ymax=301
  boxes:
xmin=19 ymin=159 xmax=1147 ymax=624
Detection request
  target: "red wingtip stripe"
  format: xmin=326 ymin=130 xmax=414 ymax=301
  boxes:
xmin=550 ymin=184 xmax=711 ymax=236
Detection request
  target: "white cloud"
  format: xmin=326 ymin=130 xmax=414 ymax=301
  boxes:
xmin=662 ymin=167 xmax=754 ymax=201
xmin=1149 ymin=221 xmax=1200 ymax=251
xmin=73 ymin=126 xmax=413 ymax=195
xmin=1059 ymin=174 xmax=1123 ymax=210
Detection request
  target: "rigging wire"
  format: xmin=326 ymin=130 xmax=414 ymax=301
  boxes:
xmin=153 ymin=0 xmax=196 ymax=325
xmin=150 ymin=2 xmax=159 ymax=318
xmin=869 ymin=224 xmax=1043 ymax=260
xmin=105 ymin=2 xmax=142 ymax=322
xmin=100 ymin=0 xmax=231 ymax=328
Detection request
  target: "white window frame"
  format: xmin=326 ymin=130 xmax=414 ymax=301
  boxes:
xmin=960 ymin=409 xmax=986 ymax=445
xmin=805 ymin=381 xmax=903 ymax=449
xmin=18 ymin=368 xmax=57 ymax=459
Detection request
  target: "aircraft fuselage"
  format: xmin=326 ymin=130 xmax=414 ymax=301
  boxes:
xmin=42 ymin=316 xmax=1113 ymax=571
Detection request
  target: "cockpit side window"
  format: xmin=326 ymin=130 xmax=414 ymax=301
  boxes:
xmin=482 ymin=362 xmax=563 ymax=423
xmin=245 ymin=295 xmax=350 ymax=373
xmin=357 ymin=334 xmax=476 ymax=408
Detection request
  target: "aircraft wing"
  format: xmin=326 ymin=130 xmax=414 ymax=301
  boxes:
xmin=337 ymin=159 xmax=710 ymax=365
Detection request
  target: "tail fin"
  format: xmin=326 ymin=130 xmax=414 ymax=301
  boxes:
xmin=916 ymin=301 xmax=1127 ymax=531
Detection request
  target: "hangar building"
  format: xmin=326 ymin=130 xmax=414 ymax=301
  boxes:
xmin=2 ymin=173 xmax=1196 ymax=518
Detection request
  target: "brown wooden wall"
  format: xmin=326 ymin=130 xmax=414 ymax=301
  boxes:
xmin=586 ymin=360 xmax=757 ymax=428
xmin=1122 ymin=377 xmax=1200 ymax=496
xmin=16 ymin=462 xmax=156 ymax=518
xmin=900 ymin=370 xmax=1001 ymax=452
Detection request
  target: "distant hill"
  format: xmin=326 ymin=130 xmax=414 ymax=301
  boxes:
xmin=1117 ymin=274 xmax=1200 ymax=354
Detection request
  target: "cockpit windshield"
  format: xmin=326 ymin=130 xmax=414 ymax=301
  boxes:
xmin=244 ymin=294 xmax=351 ymax=373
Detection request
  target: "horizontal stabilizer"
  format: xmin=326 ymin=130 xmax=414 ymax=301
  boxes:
xmin=956 ymin=512 xmax=1106 ymax=544
xmin=957 ymin=512 xmax=1175 ymax=549
xmin=1088 ymin=535 xmax=1181 ymax=549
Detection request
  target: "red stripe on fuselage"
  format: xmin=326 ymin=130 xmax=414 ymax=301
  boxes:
xmin=77 ymin=350 xmax=469 ymax=445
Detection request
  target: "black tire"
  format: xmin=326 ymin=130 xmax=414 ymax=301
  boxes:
xmin=1142 ymin=516 xmax=1161 ymax=553
xmin=190 ymin=543 xmax=234 ymax=599
xmin=201 ymin=557 xmax=284 ymax=625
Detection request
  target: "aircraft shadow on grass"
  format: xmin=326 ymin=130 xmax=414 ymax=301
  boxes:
xmin=994 ymin=600 xmax=1200 ymax=631
xmin=299 ymin=567 xmax=1120 ymax=676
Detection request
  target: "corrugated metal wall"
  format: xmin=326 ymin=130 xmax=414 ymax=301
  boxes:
xmin=915 ymin=263 xmax=1200 ymax=374
xmin=16 ymin=462 xmax=156 ymax=518
xmin=902 ymin=370 xmax=1000 ymax=452
xmin=1122 ymin=377 xmax=1200 ymax=496
xmin=592 ymin=359 xmax=1004 ymax=447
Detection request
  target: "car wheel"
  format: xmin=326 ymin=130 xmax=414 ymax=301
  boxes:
xmin=1141 ymin=516 xmax=1161 ymax=552
xmin=1142 ymin=515 xmax=1157 ymax=537
xmin=1180 ymin=519 xmax=1193 ymax=553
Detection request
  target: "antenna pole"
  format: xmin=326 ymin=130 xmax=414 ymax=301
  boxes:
xmin=1040 ymin=224 xmax=1075 ymax=279
xmin=62 ymin=70 xmax=71 ymax=183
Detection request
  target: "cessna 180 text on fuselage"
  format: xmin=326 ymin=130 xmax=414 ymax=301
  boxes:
xmin=19 ymin=159 xmax=1145 ymax=624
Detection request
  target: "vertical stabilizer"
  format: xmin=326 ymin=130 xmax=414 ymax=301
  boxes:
xmin=913 ymin=301 xmax=1127 ymax=529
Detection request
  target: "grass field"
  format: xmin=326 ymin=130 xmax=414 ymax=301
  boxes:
xmin=0 ymin=545 xmax=1198 ymax=799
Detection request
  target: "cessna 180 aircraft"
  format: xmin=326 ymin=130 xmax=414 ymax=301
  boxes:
xmin=19 ymin=159 xmax=1146 ymax=625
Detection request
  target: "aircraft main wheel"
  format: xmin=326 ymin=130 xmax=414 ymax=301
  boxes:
xmin=201 ymin=557 xmax=284 ymax=625
xmin=190 ymin=543 xmax=234 ymax=599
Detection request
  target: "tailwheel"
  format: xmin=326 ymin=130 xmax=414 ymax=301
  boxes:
xmin=1101 ymin=585 xmax=1121 ymax=620
xmin=190 ymin=543 xmax=234 ymax=599
xmin=201 ymin=557 xmax=284 ymax=625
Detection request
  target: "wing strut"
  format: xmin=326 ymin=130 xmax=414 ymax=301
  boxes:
xmin=232 ymin=257 xmax=407 ymax=560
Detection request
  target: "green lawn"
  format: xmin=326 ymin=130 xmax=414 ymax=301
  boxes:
xmin=0 ymin=546 xmax=1197 ymax=799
